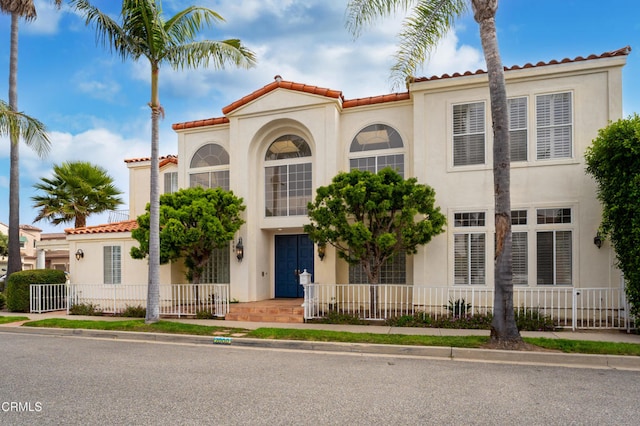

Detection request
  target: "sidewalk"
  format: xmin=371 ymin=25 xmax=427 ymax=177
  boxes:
xmin=3 ymin=309 xmax=639 ymax=343
xmin=2 ymin=310 xmax=640 ymax=370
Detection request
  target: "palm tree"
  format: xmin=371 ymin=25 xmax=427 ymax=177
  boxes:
xmin=71 ymin=0 xmax=256 ymax=323
xmin=0 ymin=100 xmax=51 ymax=284
xmin=32 ymin=161 xmax=124 ymax=229
xmin=347 ymin=0 xmax=522 ymax=347
xmin=0 ymin=0 xmax=62 ymax=279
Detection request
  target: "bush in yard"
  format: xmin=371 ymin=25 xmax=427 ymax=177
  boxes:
xmin=69 ymin=302 xmax=103 ymax=316
xmin=5 ymin=269 xmax=66 ymax=312
xmin=0 ymin=292 xmax=5 ymax=310
xmin=119 ymin=305 xmax=146 ymax=318
xmin=514 ymin=307 xmax=557 ymax=331
xmin=195 ymin=310 xmax=215 ymax=319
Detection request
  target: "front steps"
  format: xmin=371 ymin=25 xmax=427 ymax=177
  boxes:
xmin=225 ymin=299 xmax=304 ymax=323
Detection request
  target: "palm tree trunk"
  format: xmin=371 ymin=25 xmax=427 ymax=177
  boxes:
xmin=7 ymin=12 xmax=21 ymax=277
xmin=472 ymin=0 xmax=522 ymax=345
xmin=145 ymin=64 xmax=161 ymax=324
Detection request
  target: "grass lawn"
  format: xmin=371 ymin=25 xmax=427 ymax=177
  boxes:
xmin=6 ymin=316 xmax=639 ymax=357
xmin=0 ymin=316 xmax=29 ymax=325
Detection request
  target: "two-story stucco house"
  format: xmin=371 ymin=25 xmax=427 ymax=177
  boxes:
xmin=67 ymin=46 xmax=631 ymax=306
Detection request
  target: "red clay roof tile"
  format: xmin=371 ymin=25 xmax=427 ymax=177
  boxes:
xmin=413 ymin=46 xmax=631 ymax=83
xmin=66 ymin=220 xmax=138 ymax=235
xmin=124 ymin=154 xmax=178 ymax=164
xmin=171 ymin=47 xmax=631 ymax=131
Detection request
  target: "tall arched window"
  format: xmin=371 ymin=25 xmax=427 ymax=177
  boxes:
xmin=189 ymin=143 xmax=230 ymax=190
xmin=264 ymin=134 xmax=312 ymax=217
xmin=189 ymin=143 xmax=231 ymax=283
xmin=349 ymin=123 xmax=404 ymax=177
xmin=349 ymin=124 xmax=406 ymax=284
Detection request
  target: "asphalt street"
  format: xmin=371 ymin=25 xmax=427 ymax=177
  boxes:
xmin=1 ymin=332 xmax=639 ymax=425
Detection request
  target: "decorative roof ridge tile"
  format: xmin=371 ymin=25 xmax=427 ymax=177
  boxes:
xmin=66 ymin=219 xmax=138 ymax=235
xmin=343 ymin=92 xmax=411 ymax=108
xmin=413 ymin=46 xmax=631 ymax=83
xmin=220 ymin=77 xmax=344 ymax=116
xmin=124 ymin=154 xmax=177 ymax=164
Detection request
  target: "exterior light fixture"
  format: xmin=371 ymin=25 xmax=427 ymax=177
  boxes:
xmin=593 ymin=233 xmax=603 ymax=249
xmin=317 ymin=243 xmax=326 ymax=261
xmin=75 ymin=249 xmax=84 ymax=260
xmin=235 ymin=237 xmax=244 ymax=262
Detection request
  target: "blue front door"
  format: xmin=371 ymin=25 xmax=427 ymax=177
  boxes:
xmin=275 ymin=234 xmax=314 ymax=298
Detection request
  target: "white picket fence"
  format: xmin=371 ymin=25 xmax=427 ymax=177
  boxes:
xmin=302 ymin=284 xmax=636 ymax=331
xmin=29 ymin=283 xmax=230 ymax=318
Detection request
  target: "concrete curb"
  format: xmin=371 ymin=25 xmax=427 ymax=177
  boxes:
xmin=2 ymin=326 xmax=639 ymax=370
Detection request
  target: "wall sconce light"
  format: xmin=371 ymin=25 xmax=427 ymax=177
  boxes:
xmin=317 ymin=243 xmax=326 ymax=261
xmin=593 ymin=233 xmax=603 ymax=249
xmin=235 ymin=237 xmax=244 ymax=262
xmin=75 ymin=249 xmax=84 ymax=261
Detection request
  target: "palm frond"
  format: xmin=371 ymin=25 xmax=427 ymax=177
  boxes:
xmin=0 ymin=99 xmax=50 ymax=158
xmin=390 ymin=0 xmax=467 ymax=87
xmin=166 ymin=39 xmax=256 ymax=70
xmin=346 ymin=0 xmax=413 ymax=37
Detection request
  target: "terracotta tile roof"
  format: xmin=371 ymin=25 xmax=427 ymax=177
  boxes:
xmin=124 ymin=154 xmax=177 ymax=164
xmin=66 ymin=220 xmax=138 ymax=235
xmin=343 ymin=92 xmax=411 ymax=108
xmin=171 ymin=116 xmax=229 ymax=131
xmin=221 ymin=76 xmax=344 ymax=116
xmin=412 ymin=46 xmax=632 ymax=83
xmin=171 ymin=47 xmax=631 ymax=131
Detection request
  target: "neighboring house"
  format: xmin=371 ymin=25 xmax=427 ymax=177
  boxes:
xmin=1 ymin=222 xmax=43 ymax=272
xmin=36 ymin=233 xmax=69 ymax=272
xmin=70 ymin=47 xmax=631 ymax=303
xmin=66 ymin=156 xmax=182 ymax=285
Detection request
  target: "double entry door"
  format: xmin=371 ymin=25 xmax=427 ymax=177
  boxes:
xmin=275 ymin=234 xmax=314 ymax=298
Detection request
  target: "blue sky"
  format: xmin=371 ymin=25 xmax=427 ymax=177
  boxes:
xmin=0 ymin=0 xmax=638 ymax=234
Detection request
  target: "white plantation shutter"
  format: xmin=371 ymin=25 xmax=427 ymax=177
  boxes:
xmin=537 ymin=230 xmax=572 ymax=285
xmin=536 ymin=93 xmax=572 ymax=159
xmin=512 ymin=232 xmax=528 ymax=285
xmin=453 ymin=102 xmax=485 ymax=166
xmin=454 ymin=233 xmax=485 ymax=285
xmin=509 ymin=97 xmax=528 ymax=162
xmin=103 ymin=246 xmax=121 ymax=284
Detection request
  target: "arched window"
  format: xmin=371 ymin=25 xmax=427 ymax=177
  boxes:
xmin=264 ymin=134 xmax=312 ymax=217
xmin=349 ymin=124 xmax=404 ymax=177
xmin=349 ymin=124 xmax=406 ymax=284
xmin=189 ymin=143 xmax=230 ymax=190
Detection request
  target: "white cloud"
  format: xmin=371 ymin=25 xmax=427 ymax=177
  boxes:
xmin=21 ymin=0 xmax=65 ymax=35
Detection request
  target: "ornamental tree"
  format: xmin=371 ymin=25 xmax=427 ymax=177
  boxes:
xmin=303 ymin=168 xmax=446 ymax=285
xmin=131 ymin=187 xmax=245 ymax=285
xmin=585 ymin=114 xmax=640 ymax=316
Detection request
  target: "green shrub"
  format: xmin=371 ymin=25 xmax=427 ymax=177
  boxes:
xmin=0 ymin=292 xmax=5 ymax=310
xmin=195 ymin=310 xmax=214 ymax=319
xmin=446 ymin=298 xmax=472 ymax=317
xmin=313 ymin=311 xmax=367 ymax=325
xmin=5 ymin=270 xmax=66 ymax=313
xmin=119 ymin=305 xmax=146 ymax=318
xmin=69 ymin=302 xmax=103 ymax=316
xmin=515 ymin=307 xmax=557 ymax=331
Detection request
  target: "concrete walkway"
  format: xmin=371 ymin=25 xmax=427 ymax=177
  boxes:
xmin=2 ymin=310 xmax=639 ymax=370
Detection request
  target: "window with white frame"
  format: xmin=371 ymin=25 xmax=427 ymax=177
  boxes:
xmin=164 ymin=171 xmax=178 ymax=194
xmin=536 ymin=208 xmax=572 ymax=285
xmin=453 ymin=102 xmax=485 ymax=166
xmin=536 ymin=92 xmax=572 ymax=160
xmin=264 ymin=135 xmax=312 ymax=217
xmin=201 ymin=243 xmax=230 ymax=284
xmin=103 ymin=245 xmax=121 ymax=284
xmin=348 ymin=124 xmax=406 ymax=283
xmin=349 ymin=124 xmax=404 ymax=177
xmin=454 ymin=212 xmax=486 ymax=285
xmin=189 ymin=143 xmax=230 ymax=190
xmin=511 ymin=210 xmax=528 ymax=285
xmin=509 ymin=97 xmax=528 ymax=162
